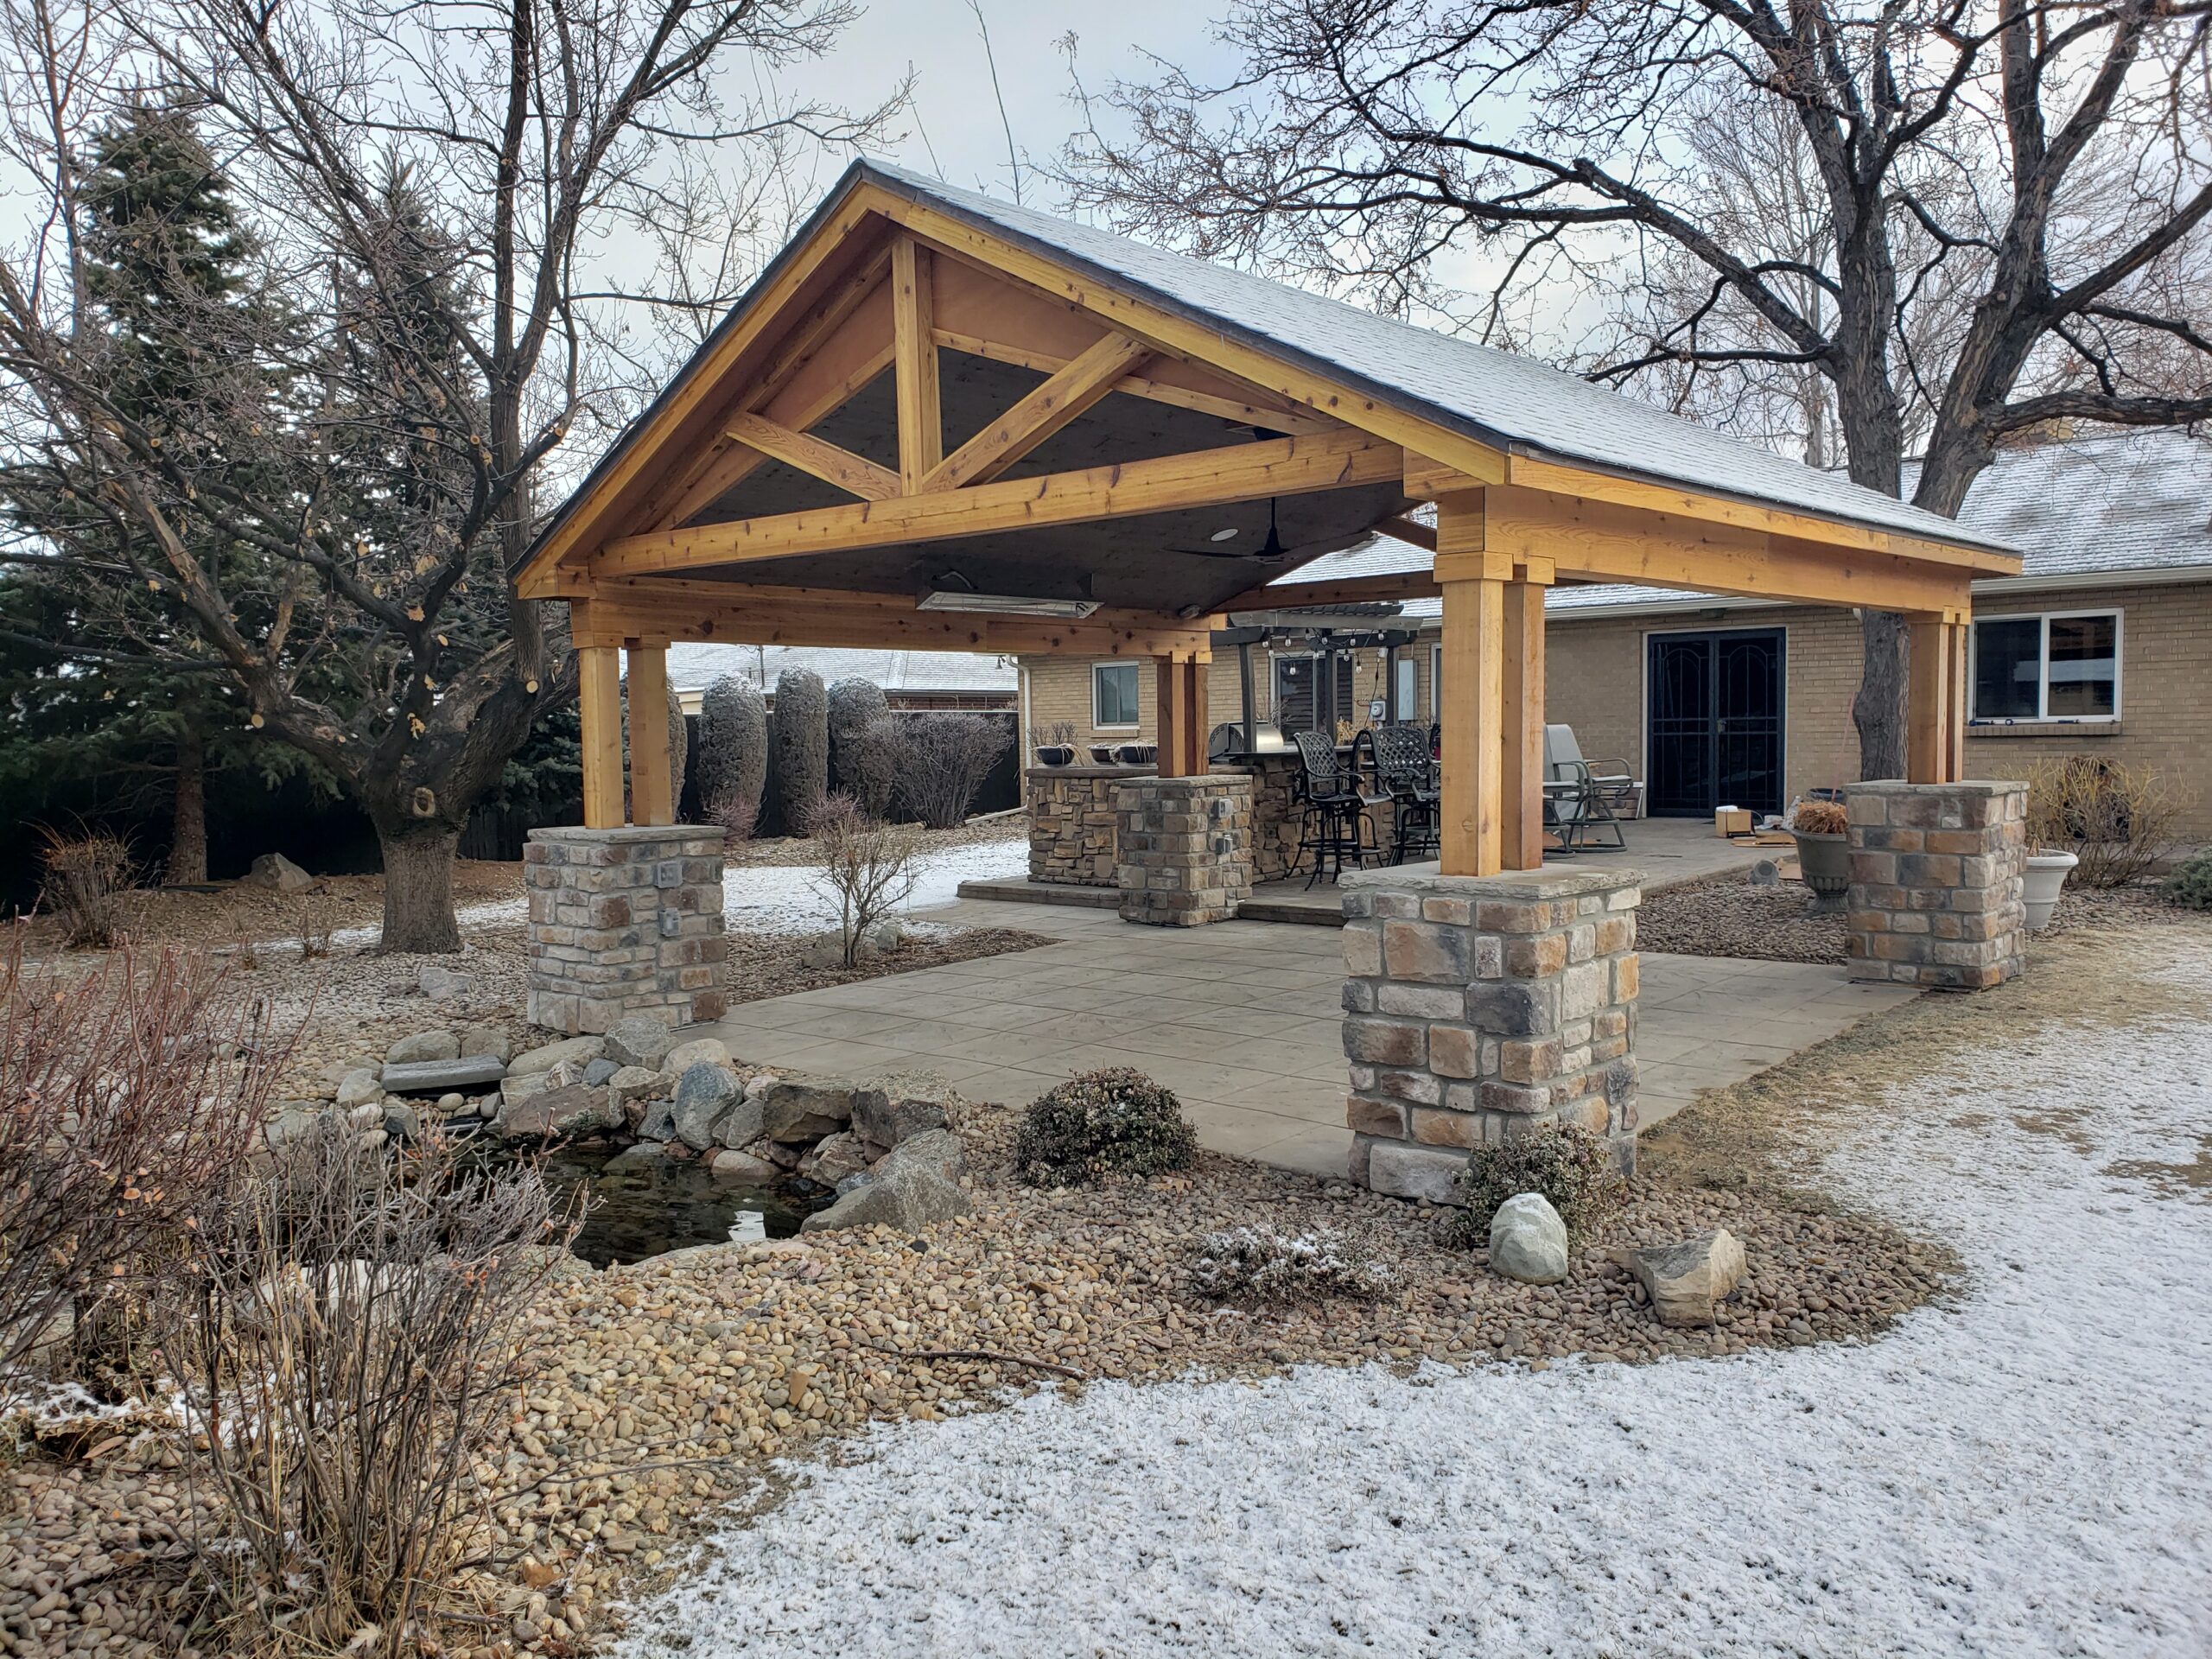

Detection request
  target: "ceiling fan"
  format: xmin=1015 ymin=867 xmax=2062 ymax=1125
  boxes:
xmin=1170 ymin=494 xmax=1290 ymax=563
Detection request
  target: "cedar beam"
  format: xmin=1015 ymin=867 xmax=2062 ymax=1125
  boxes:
xmin=1225 ymin=569 xmax=1440 ymax=611
xmin=578 ymin=643 xmax=626 ymax=829
xmin=892 ymin=237 xmax=942 ymax=493
xmin=724 ymin=411 xmax=899 ymax=500
xmin=921 ymin=331 xmax=1151 ymax=491
xmin=1907 ymin=613 xmax=1970 ymax=785
xmin=596 ymin=430 xmax=1402 ymax=577
xmin=1501 ymin=573 xmax=1548 ymax=871
xmin=1436 ymin=494 xmax=1509 ymax=878
xmin=627 ymin=644 xmax=675 ymax=825
xmin=1376 ymin=514 xmax=1439 ymax=550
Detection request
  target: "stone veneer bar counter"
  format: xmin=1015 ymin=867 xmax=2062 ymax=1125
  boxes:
xmin=1338 ymin=864 xmax=1643 ymax=1201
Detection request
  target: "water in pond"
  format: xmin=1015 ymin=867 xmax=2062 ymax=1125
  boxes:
xmin=532 ymin=1142 xmax=830 ymax=1268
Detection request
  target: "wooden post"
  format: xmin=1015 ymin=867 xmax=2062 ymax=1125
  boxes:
xmin=1435 ymin=493 xmax=1509 ymax=877
xmin=1907 ymin=614 xmax=1950 ymax=785
xmin=1155 ymin=654 xmax=1189 ymax=776
xmin=891 ymin=237 xmax=941 ymax=492
xmin=1946 ymin=619 xmax=1969 ymax=783
xmin=1501 ymin=562 xmax=1552 ymax=871
xmin=628 ymin=644 xmax=675 ymax=826
xmin=579 ymin=643 xmax=626 ymax=829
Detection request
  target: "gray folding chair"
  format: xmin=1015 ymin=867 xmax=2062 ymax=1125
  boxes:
xmin=1542 ymin=724 xmax=1632 ymax=852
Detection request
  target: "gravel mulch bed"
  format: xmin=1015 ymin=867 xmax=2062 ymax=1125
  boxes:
xmin=1636 ymin=875 xmax=1847 ymax=963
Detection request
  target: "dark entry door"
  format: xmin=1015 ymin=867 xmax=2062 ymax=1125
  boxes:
xmin=1645 ymin=629 xmax=1787 ymax=816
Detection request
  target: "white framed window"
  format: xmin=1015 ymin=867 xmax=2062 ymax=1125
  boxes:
xmin=1970 ymin=610 xmax=2120 ymax=722
xmin=1091 ymin=660 xmax=1141 ymax=729
xmin=1394 ymin=655 xmax=1418 ymax=721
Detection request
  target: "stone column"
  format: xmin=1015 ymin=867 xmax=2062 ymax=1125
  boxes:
xmin=1027 ymin=765 xmax=1151 ymax=887
xmin=525 ymin=824 xmax=728 ymax=1035
xmin=1339 ymin=867 xmax=1643 ymax=1201
xmin=1113 ymin=773 xmax=1254 ymax=925
xmin=1845 ymin=780 xmax=2028 ymax=989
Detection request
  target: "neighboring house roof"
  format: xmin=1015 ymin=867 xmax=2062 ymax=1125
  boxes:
xmin=667 ymin=643 xmax=1016 ymax=696
xmin=1275 ymin=428 xmax=2212 ymax=625
xmin=852 ymin=162 xmax=2015 ymax=557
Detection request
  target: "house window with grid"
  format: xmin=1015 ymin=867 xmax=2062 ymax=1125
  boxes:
xmin=1092 ymin=661 xmax=1141 ymax=729
xmin=1970 ymin=611 xmax=2120 ymax=721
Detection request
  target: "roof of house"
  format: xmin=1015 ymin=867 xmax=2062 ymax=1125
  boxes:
xmin=667 ymin=643 xmax=1016 ymax=696
xmin=852 ymin=162 xmax=2015 ymax=556
xmin=1272 ymin=427 xmax=2212 ymax=623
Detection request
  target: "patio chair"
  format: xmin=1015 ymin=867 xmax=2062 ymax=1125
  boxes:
xmin=1543 ymin=724 xmax=1631 ymax=853
xmin=1292 ymin=729 xmax=1379 ymax=887
xmin=1371 ymin=722 xmax=1440 ymax=864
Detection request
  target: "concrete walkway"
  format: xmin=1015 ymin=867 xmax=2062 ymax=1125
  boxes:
xmin=706 ymin=895 xmax=1916 ymax=1179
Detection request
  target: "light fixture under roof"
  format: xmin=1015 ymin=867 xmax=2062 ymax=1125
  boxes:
xmin=1209 ymin=526 xmax=1240 ymax=543
xmin=917 ymin=590 xmax=1101 ymax=620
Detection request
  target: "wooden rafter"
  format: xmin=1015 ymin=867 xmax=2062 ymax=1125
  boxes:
xmin=1376 ymin=513 xmax=1439 ymax=550
xmin=921 ymin=331 xmax=1152 ymax=492
xmin=724 ymin=412 xmax=899 ymax=501
xmin=594 ymin=429 xmax=1403 ymax=578
xmin=892 ymin=237 xmax=942 ymax=492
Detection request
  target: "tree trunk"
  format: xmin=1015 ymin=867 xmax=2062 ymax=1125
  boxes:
xmin=1852 ymin=610 xmax=1911 ymax=780
xmin=162 ymin=728 xmax=208 ymax=885
xmin=374 ymin=818 xmax=463 ymax=954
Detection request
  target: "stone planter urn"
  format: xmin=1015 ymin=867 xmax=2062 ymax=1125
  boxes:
xmin=2023 ymin=849 xmax=2078 ymax=932
xmin=1792 ymin=829 xmax=1851 ymax=913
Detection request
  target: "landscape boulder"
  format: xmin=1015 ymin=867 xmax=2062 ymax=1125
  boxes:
xmin=636 ymin=1098 xmax=678 ymax=1144
xmin=606 ymin=1014 xmax=680 ymax=1072
xmin=1615 ymin=1230 xmax=1747 ymax=1327
xmin=757 ymin=1077 xmax=856 ymax=1143
xmin=499 ymin=1083 xmax=620 ymax=1141
xmin=417 ymin=963 xmax=473 ymax=1001
xmin=381 ymin=1055 xmax=507 ymax=1096
xmin=852 ymin=1084 xmax=953 ymax=1153
xmin=662 ymin=1036 xmax=732 ymax=1077
xmin=510 ymin=1034 xmax=607 ymax=1077
xmin=582 ymin=1058 xmax=620 ymax=1086
xmin=671 ymin=1063 xmax=746 ymax=1150
xmin=458 ymin=1024 xmax=513 ymax=1064
xmin=708 ymin=1148 xmax=781 ymax=1183
xmin=243 ymin=852 xmax=315 ymax=894
xmin=797 ymin=1131 xmax=871 ymax=1188
xmin=334 ymin=1067 xmax=384 ymax=1110
xmin=607 ymin=1065 xmax=662 ymax=1107
xmin=385 ymin=1029 xmax=460 ymax=1065
xmin=263 ymin=1104 xmax=323 ymax=1153
xmin=799 ymin=1129 xmax=972 ymax=1235
xmin=502 ymin=1058 xmax=585 ymax=1107
xmin=1489 ymin=1193 xmax=1571 ymax=1285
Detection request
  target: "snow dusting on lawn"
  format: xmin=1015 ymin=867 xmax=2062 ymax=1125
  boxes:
xmin=615 ymin=956 xmax=2212 ymax=1657
xmin=719 ymin=836 xmax=1027 ymax=935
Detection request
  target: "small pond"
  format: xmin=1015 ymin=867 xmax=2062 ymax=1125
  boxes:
xmin=505 ymin=1141 xmax=831 ymax=1268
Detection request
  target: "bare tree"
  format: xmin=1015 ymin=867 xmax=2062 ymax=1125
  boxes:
xmin=0 ymin=0 xmax=898 ymax=949
xmin=1063 ymin=0 xmax=2212 ymax=777
xmin=805 ymin=793 xmax=920 ymax=967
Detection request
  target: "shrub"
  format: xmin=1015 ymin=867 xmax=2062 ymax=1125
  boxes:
xmin=1792 ymin=798 xmax=1847 ymax=835
xmin=0 ymin=939 xmax=280 ymax=1379
xmin=2024 ymin=756 xmax=2192 ymax=887
xmin=768 ymin=668 xmax=829 ymax=835
xmin=158 ymin=1118 xmax=578 ymax=1653
xmin=805 ymin=794 xmax=922 ymax=967
xmin=881 ymin=712 xmax=1014 ymax=829
xmin=697 ymin=675 xmax=767 ymax=836
xmin=1014 ymin=1067 xmax=1198 ymax=1185
xmin=2164 ymin=847 xmax=2212 ymax=911
xmin=1187 ymin=1225 xmax=1396 ymax=1306
xmin=1439 ymin=1122 xmax=1625 ymax=1249
xmin=828 ymin=677 xmax=894 ymax=814
xmin=35 ymin=824 xmax=135 ymax=947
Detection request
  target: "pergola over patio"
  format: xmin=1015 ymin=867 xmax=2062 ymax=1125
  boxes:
xmin=518 ymin=161 xmax=2021 ymax=879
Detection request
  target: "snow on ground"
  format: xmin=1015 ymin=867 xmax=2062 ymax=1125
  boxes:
xmin=616 ymin=955 xmax=2212 ymax=1658
xmin=718 ymin=837 xmax=1027 ymax=936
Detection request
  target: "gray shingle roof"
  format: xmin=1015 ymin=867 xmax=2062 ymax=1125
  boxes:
xmin=858 ymin=162 xmax=2016 ymax=556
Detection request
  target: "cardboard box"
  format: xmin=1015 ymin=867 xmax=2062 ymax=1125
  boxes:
xmin=1713 ymin=806 xmax=1753 ymax=836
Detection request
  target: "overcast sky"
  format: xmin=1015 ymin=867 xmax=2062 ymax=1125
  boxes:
xmin=782 ymin=2 xmax=1236 ymax=208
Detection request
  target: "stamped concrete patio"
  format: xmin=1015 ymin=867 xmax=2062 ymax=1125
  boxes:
xmin=706 ymin=893 xmax=1917 ymax=1178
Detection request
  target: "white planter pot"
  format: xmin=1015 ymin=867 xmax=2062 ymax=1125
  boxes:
xmin=2023 ymin=849 xmax=2078 ymax=933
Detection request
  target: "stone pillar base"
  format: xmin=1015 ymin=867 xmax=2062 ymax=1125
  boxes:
xmin=1845 ymin=780 xmax=2028 ymax=989
xmin=525 ymin=824 xmax=728 ymax=1035
xmin=1339 ymin=866 xmax=1643 ymax=1200
xmin=1114 ymin=774 xmax=1254 ymax=925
